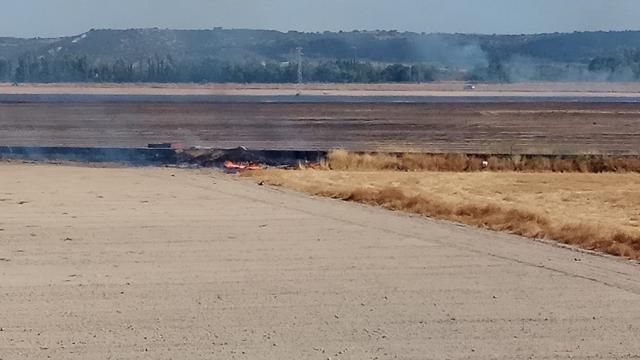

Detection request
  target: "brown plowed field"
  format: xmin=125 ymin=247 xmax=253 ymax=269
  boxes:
xmin=1 ymin=102 xmax=639 ymax=154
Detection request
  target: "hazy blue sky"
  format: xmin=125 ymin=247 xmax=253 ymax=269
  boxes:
xmin=2 ymin=0 xmax=640 ymax=38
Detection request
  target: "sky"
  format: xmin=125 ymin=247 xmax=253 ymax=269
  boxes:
xmin=2 ymin=0 xmax=640 ymax=38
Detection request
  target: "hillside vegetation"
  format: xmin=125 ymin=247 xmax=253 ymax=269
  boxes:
xmin=2 ymin=29 xmax=640 ymax=83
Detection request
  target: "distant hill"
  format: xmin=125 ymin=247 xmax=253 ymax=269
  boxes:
xmin=2 ymin=29 xmax=640 ymax=83
xmin=0 ymin=37 xmax=59 ymax=60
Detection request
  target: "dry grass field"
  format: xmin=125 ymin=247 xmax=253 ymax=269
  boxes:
xmin=247 ymin=165 xmax=640 ymax=259
xmin=320 ymin=150 xmax=640 ymax=172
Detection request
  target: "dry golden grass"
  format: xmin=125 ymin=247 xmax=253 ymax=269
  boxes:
xmin=247 ymin=169 xmax=640 ymax=260
xmin=322 ymin=149 xmax=640 ymax=173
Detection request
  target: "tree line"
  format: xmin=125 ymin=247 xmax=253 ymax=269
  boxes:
xmin=3 ymin=52 xmax=640 ymax=84
xmin=0 ymin=54 xmax=443 ymax=84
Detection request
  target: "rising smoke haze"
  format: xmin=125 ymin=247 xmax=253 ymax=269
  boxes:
xmin=1 ymin=0 xmax=640 ymax=83
xmin=3 ymin=28 xmax=640 ymax=83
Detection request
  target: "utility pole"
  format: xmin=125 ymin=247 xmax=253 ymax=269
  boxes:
xmin=296 ymin=47 xmax=304 ymax=85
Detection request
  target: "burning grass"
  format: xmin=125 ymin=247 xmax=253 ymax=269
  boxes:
xmin=246 ymin=169 xmax=640 ymax=260
xmin=322 ymin=149 xmax=640 ymax=173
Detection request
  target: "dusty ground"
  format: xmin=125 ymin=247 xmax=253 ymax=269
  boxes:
xmin=3 ymin=82 xmax=640 ymax=97
xmin=1 ymin=102 xmax=639 ymax=154
xmin=1 ymin=163 xmax=640 ymax=359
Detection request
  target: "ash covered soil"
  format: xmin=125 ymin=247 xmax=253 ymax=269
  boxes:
xmin=1 ymin=102 xmax=640 ymax=155
xmin=1 ymin=163 xmax=640 ymax=359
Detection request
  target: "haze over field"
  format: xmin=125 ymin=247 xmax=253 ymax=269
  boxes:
xmin=2 ymin=0 xmax=640 ymax=83
xmin=3 ymin=29 xmax=640 ymax=83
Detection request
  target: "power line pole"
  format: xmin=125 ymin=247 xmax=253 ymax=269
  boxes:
xmin=296 ymin=47 xmax=304 ymax=85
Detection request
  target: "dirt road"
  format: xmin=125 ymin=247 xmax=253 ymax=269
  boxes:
xmin=3 ymin=82 xmax=640 ymax=97
xmin=1 ymin=164 xmax=639 ymax=359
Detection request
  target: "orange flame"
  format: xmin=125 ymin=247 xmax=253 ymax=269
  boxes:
xmin=224 ymin=161 xmax=263 ymax=171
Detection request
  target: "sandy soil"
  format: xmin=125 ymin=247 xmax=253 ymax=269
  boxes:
xmin=3 ymin=82 xmax=640 ymax=97
xmin=1 ymin=102 xmax=639 ymax=154
xmin=1 ymin=163 xmax=639 ymax=359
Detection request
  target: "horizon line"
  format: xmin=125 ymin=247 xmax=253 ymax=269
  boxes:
xmin=3 ymin=27 xmax=640 ymax=40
